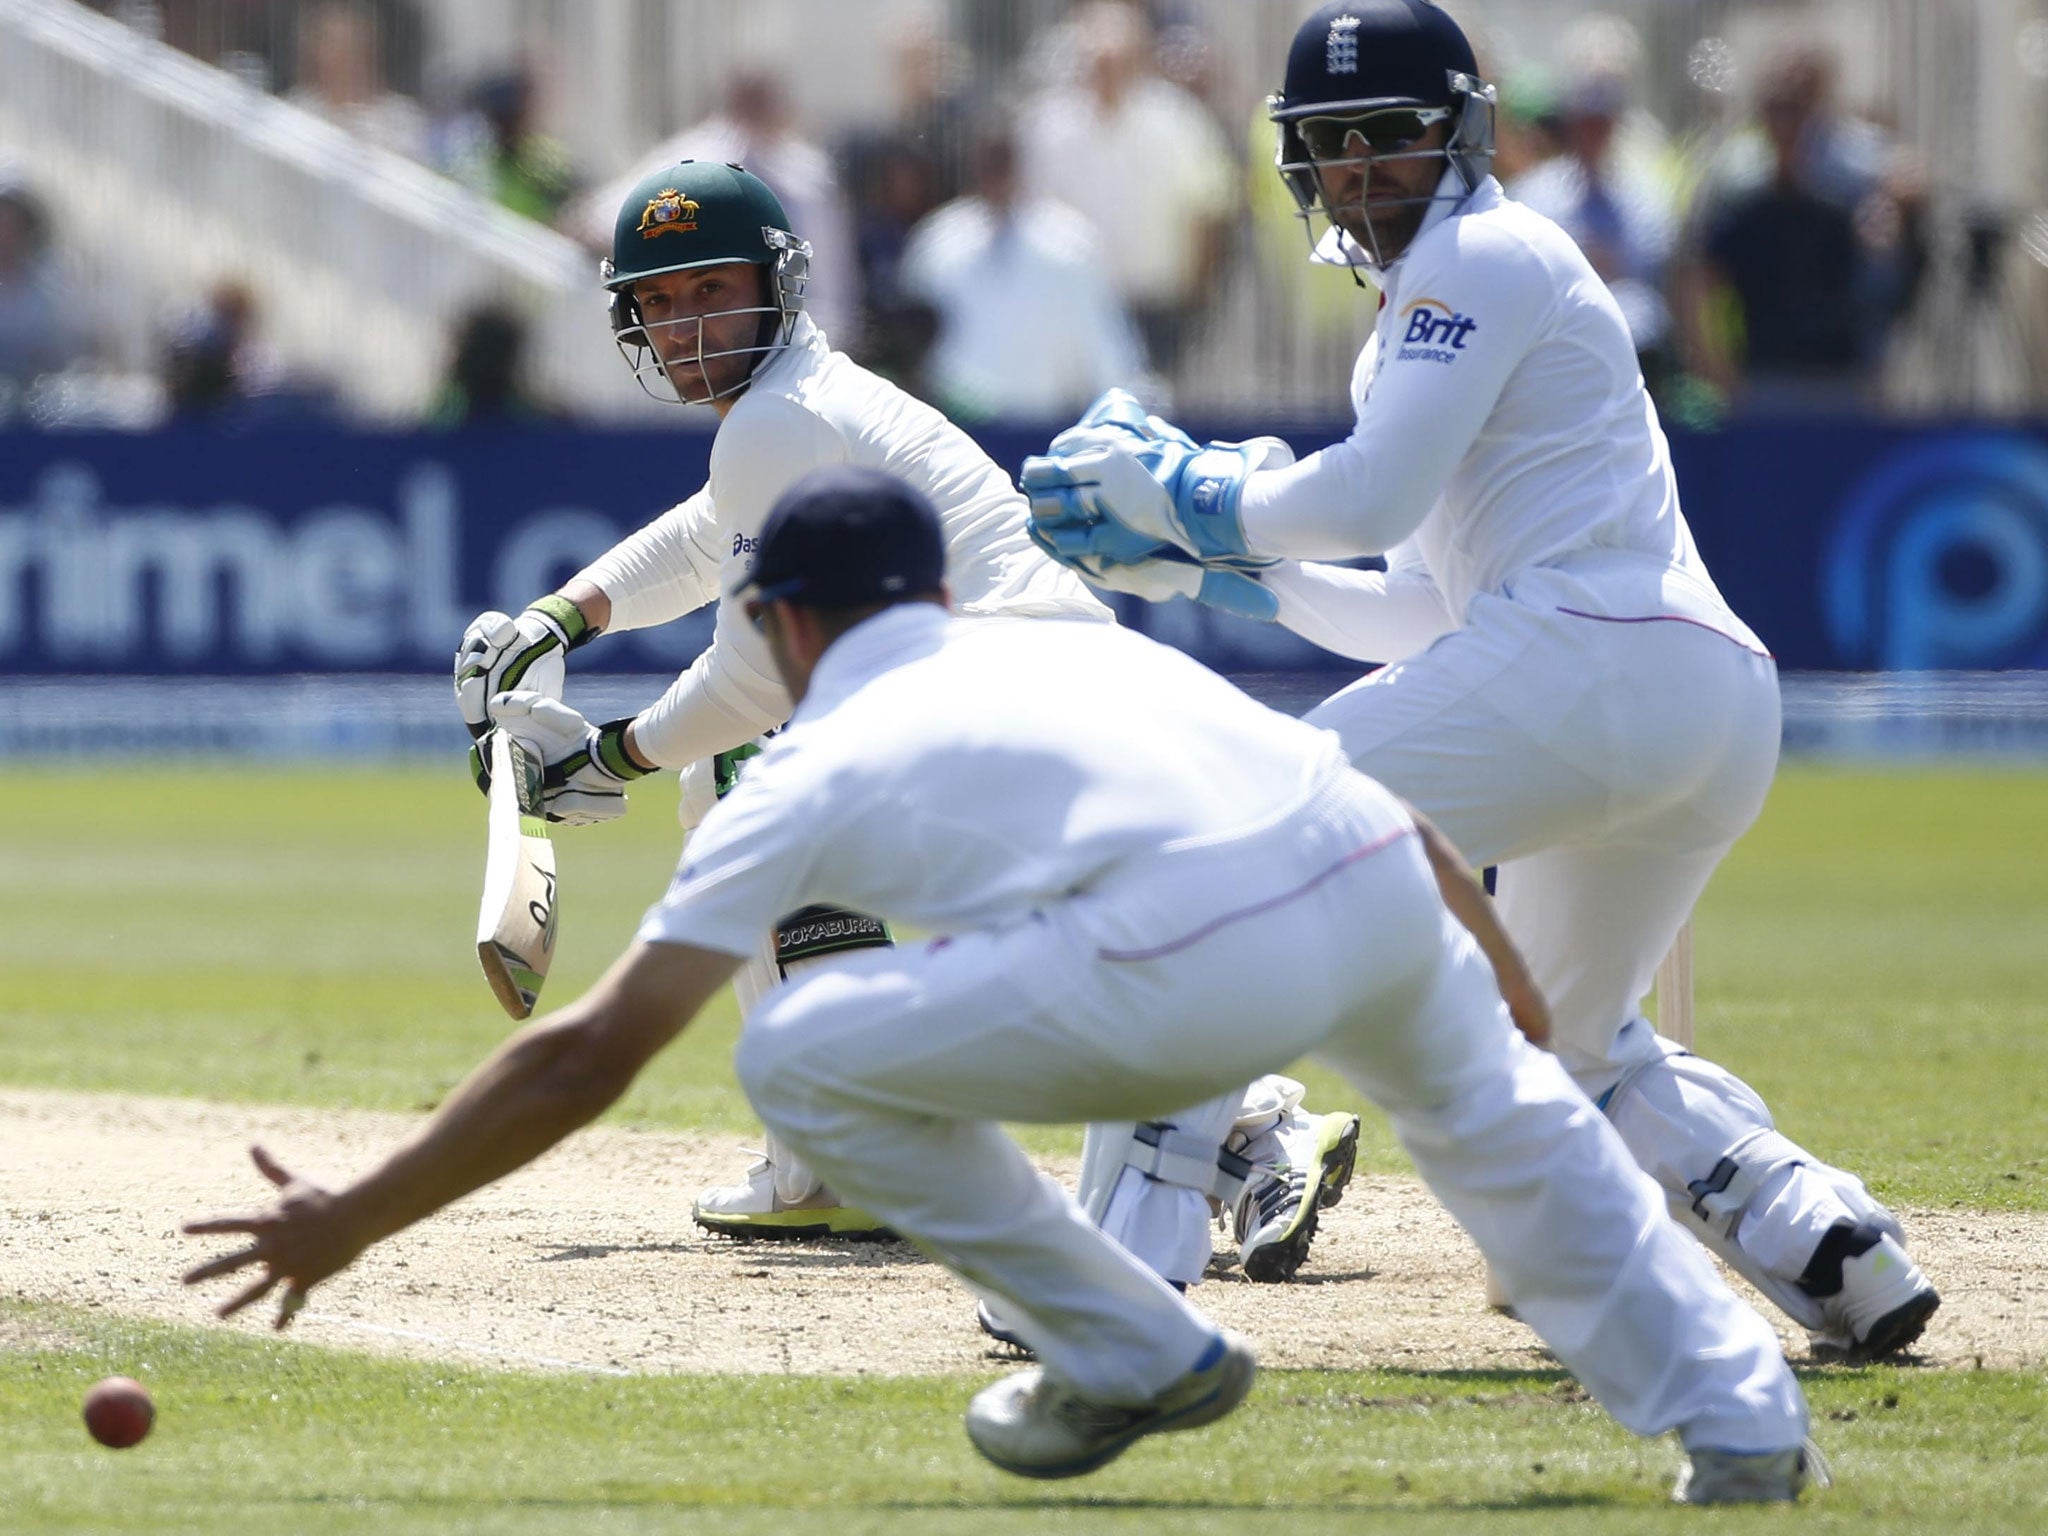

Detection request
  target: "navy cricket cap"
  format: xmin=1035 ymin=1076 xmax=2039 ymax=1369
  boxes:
xmin=732 ymin=465 xmax=947 ymax=607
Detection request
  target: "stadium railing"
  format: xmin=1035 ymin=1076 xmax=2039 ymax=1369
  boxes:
xmin=0 ymin=0 xmax=642 ymax=421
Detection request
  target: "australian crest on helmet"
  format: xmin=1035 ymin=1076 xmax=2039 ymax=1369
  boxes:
xmin=637 ymin=187 xmax=701 ymax=238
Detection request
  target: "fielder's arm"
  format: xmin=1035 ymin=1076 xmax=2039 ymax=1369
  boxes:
xmin=1403 ymin=804 xmax=1551 ymax=1047
xmin=182 ymin=940 xmax=741 ymax=1325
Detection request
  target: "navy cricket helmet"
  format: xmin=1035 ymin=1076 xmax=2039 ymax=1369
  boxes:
xmin=1268 ymin=2 xmax=1496 ymax=268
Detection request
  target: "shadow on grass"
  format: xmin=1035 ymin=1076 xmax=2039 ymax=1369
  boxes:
xmin=262 ymin=1491 xmax=1622 ymax=1514
xmin=1266 ymin=1364 xmax=1581 ymax=1391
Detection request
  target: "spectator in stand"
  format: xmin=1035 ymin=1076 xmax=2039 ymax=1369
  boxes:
xmin=846 ymin=12 xmax=976 ymax=209
xmin=1556 ymin=14 xmax=1673 ymax=200
xmin=1152 ymin=16 xmax=1234 ymax=146
xmin=835 ymin=14 xmax=976 ymax=385
xmin=900 ymin=124 xmax=1147 ymax=425
xmin=838 ymin=140 xmax=944 ymax=392
xmin=1676 ymin=48 xmax=1927 ymax=413
xmin=1698 ymin=48 xmax=1901 ymax=215
xmin=162 ymin=282 xmax=264 ymax=418
xmin=425 ymin=302 xmax=559 ymax=426
xmin=443 ymin=68 xmax=578 ymax=226
xmin=1490 ymin=66 xmax=1565 ymax=185
xmin=161 ymin=281 xmax=333 ymax=424
xmin=1511 ymin=72 xmax=1679 ymax=400
xmin=288 ymin=0 xmax=428 ymax=160
xmin=0 ymin=175 xmax=87 ymax=394
xmin=1016 ymin=2 xmax=1233 ymax=381
xmin=575 ymin=71 xmax=862 ymax=349
xmin=120 ymin=1 xmax=424 ymax=98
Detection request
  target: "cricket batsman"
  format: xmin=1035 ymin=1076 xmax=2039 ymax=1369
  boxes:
xmin=1020 ymin=0 xmax=1938 ymax=1363
xmin=451 ymin=160 xmax=1358 ymax=1292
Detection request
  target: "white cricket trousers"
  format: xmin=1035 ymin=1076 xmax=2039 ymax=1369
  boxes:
xmin=736 ymin=768 xmax=1807 ymax=1452
xmin=1306 ymin=555 xmax=1889 ymax=1314
xmin=1305 ymin=558 xmax=1782 ymax=1089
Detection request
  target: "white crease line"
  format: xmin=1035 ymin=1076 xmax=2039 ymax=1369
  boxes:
xmin=302 ymin=1314 xmax=636 ymax=1376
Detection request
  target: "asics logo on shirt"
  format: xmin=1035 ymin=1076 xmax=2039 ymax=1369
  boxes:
xmin=732 ymin=533 xmax=760 ymax=557
xmin=1398 ymin=299 xmax=1479 ymax=362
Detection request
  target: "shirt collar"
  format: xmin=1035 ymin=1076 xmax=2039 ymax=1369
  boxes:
xmin=796 ymin=603 xmax=952 ymax=720
xmin=747 ymin=312 xmax=826 ymax=392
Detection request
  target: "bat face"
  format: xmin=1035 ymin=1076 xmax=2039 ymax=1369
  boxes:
xmin=476 ymin=731 xmax=559 ymax=1018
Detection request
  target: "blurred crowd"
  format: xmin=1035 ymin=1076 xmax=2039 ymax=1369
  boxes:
xmin=1492 ymin=16 xmax=1930 ymax=426
xmin=0 ymin=2 xmax=1976 ymax=431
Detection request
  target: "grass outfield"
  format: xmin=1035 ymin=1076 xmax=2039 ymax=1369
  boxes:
xmin=7 ymin=764 xmax=2044 ymax=1203
xmin=5 ymin=1307 xmax=2045 ymax=1535
xmin=4 ymin=763 xmax=2045 ymax=1529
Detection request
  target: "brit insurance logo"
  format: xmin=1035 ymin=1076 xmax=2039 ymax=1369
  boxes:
xmin=1395 ymin=297 xmax=1478 ymax=365
xmin=1823 ymin=432 xmax=2048 ymax=668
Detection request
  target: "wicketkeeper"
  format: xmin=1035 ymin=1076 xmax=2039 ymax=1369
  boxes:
xmin=1019 ymin=0 xmax=1937 ymax=1364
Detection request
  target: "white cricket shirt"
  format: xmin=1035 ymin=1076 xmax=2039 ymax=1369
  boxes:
xmin=637 ymin=604 xmax=1374 ymax=956
xmin=1243 ymin=178 xmax=1759 ymax=658
xmin=577 ymin=317 xmax=1109 ymax=766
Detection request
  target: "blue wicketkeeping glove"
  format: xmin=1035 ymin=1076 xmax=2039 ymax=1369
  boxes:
xmin=1023 ymin=434 xmax=1295 ymax=567
xmin=1020 ymin=447 xmax=1281 ymax=622
xmin=1044 ymin=387 xmax=1198 ymax=458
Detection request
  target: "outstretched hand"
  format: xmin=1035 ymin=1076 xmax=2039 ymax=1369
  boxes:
xmin=182 ymin=1146 xmax=368 ymax=1330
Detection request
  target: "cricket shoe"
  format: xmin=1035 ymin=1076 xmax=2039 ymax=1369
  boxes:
xmin=977 ymin=1301 xmax=1036 ymax=1360
xmin=692 ymin=1154 xmax=894 ymax=1241
xmin=1232 ymin=1108 xmax=1361 ymax=1282
xmin=979 ymin=1281 xmax=1185 ymax=1361
xmin=965 ymin=1329 xmax=1256 ymax=1479
xmin=1673 ymin=1438 xmax=1830 ymax=1505
xmin=1803 ymin=1223 xmax=1940 ymax=1363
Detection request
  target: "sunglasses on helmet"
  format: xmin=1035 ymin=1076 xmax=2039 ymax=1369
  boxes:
xmin=1297 ymin=106 xmax=1455 ymax=162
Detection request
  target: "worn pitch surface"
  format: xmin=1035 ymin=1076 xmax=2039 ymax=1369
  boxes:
xmin=3 ymin=1088 xmax=2037 ymax=1377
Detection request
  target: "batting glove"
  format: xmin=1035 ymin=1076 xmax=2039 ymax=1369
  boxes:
xmin=485 ymin=692 xmax=652 ymax=825
xmin=453 ymin=594 xmax=597 ymax=742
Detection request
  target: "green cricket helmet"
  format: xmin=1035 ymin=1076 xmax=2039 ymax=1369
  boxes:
xmin=599 ymin=160 xmax=811 ymax=403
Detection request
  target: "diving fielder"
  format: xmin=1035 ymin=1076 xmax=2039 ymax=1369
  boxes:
xmin=452 ymin=161 xmax=1357 ymax=1287
xmin=188 ymin=467 xmax=1819 ymax=1501
xmin=1021 ymin=0 xmax=1938 ymax=1362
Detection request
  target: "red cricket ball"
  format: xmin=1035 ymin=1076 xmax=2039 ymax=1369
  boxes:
xmin=82 ymin=1376 xmax=154 ymax=1449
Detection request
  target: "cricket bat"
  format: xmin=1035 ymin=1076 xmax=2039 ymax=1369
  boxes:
xmin=476 ymin=730 xmax=558 ymax=1019
xmin=1656 ymin=918 xmax=1695 ymax=1049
